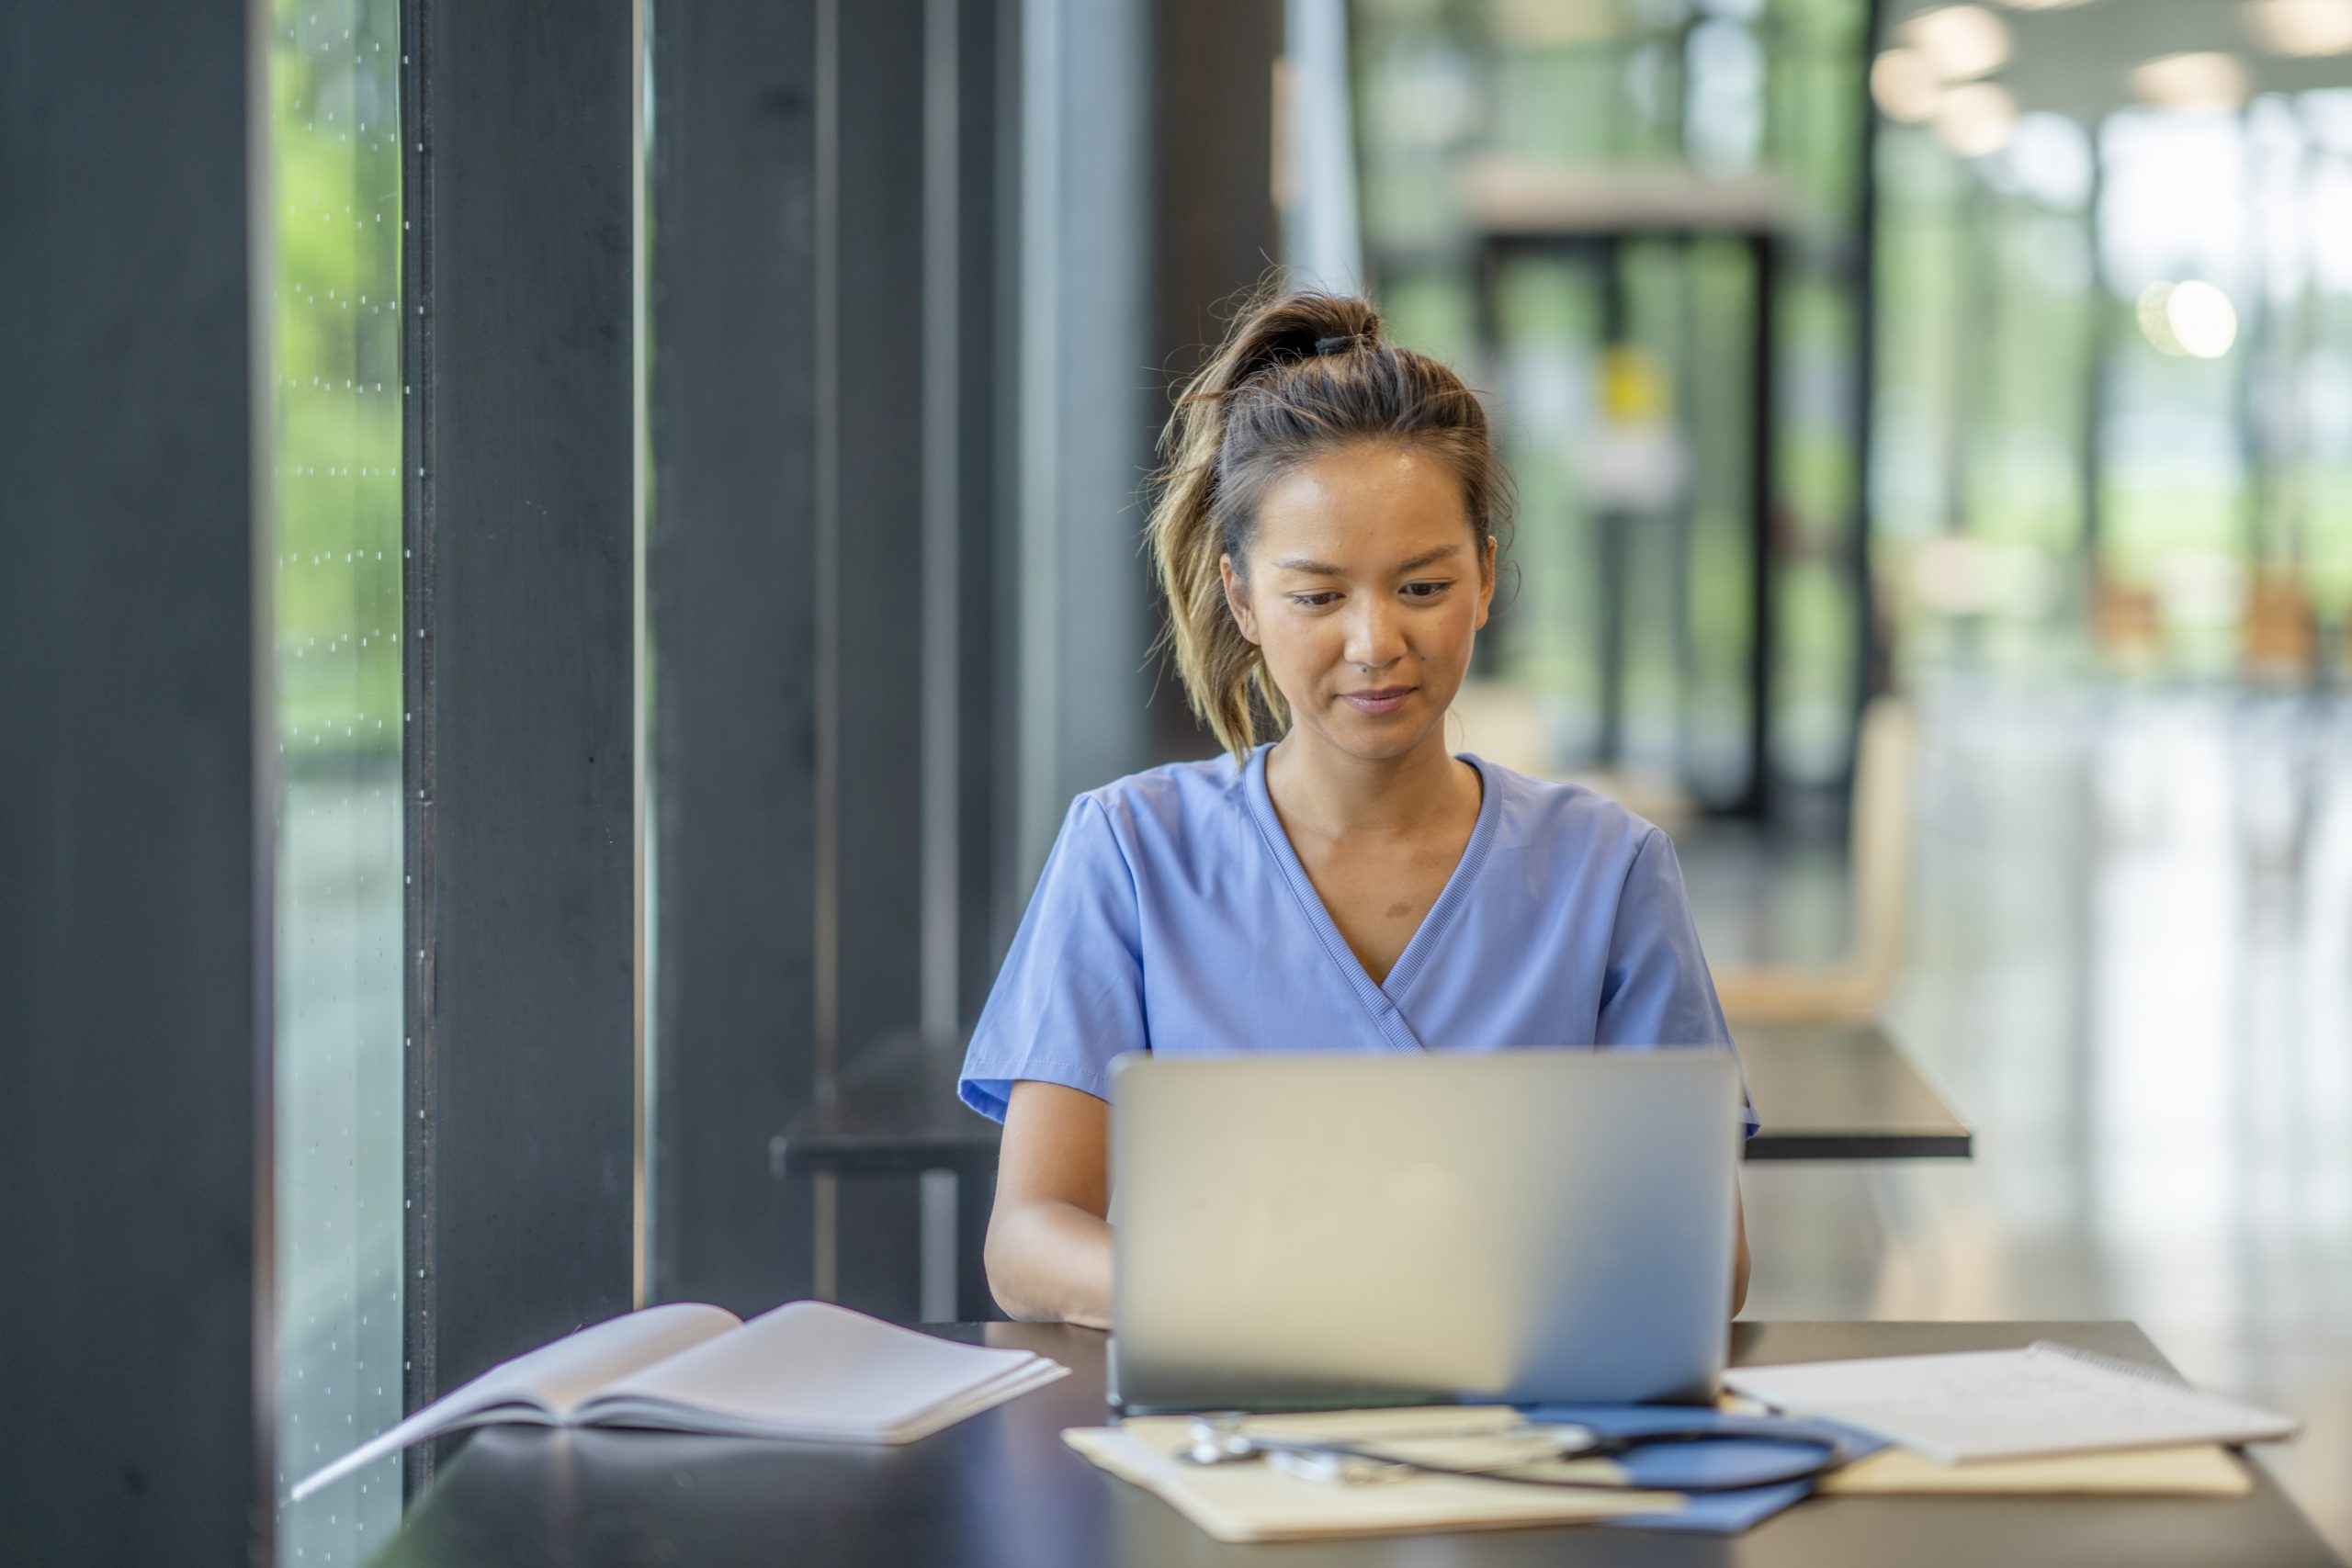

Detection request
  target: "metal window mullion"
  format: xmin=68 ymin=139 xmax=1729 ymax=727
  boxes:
xmin=398 ymin=0 xmax=441 ymax=1495
xmin=400 ymin=0 xmax=639 ymax=1490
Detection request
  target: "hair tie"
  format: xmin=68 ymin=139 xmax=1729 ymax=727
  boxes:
xmin=1312 ymin=333 xmax=1363 ymax=356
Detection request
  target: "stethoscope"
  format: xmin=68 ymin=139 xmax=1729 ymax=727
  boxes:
xmin=1178 ymin=1411 xmax=1850 ymax=1492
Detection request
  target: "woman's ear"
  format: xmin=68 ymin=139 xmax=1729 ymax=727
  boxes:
xmin=1220 ymin=553 xmax=1261 ymax=645
xmin=1474 ymin=535 xmax=1497 ymax=630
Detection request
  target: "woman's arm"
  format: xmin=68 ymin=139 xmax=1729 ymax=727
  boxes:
xmin=984 ymin=1080 xmax=1114 ymax=1329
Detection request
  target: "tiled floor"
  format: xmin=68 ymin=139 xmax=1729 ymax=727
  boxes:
xmin=1683 ymin=679 xmax=2352 ymax=1562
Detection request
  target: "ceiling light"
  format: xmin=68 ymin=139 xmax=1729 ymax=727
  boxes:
xmin=1934 ymin=81 xmax=2021 ymax=156
xmin=1902 ymin=6 xmax=2014 ymax=81
xmin=2241 ymin=0 xmax=2352 ymax=56
xmin=1872 ymin=48 xmax=1943 ymax=121
xmin=2137 ymin=281 xmax=2239 ymax=357
xmin=2130 ymin=51 xmax=2254 ymax=111
xmin=2167 ymin=281 xmax=2239 ymax=357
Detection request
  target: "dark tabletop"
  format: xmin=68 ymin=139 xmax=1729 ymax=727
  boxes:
xmin=374 ymin=1319 xmax=2336 ymax=1568
xmin=772 ymin=1023 xmax=1973 ymax=1179
xmin=1734 ymin=1025 xmax=1972 ymax=1160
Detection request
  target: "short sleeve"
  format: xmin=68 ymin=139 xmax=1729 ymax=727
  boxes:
xmin=1598 ymin=827 xmax=1760 ymax=1139
xmin=957 ymin=795 xmax=1146 ymax=1122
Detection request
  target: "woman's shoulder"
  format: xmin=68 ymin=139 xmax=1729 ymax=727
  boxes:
xmin=1072 ymin=750 xmax=1253 ymax=840
xmin=1473 ymin=755 xmax=1664 ymax=861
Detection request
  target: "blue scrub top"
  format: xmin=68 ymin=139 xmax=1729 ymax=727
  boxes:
xmin=958 ymin=743 xmax=1757 ymax=1137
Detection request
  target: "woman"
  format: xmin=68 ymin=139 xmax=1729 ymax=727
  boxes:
xmin=958 ymin=289 xmax=1753 ymax=1329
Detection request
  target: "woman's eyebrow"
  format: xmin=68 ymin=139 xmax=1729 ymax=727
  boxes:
xmin=1272 ymin=544 xmax=1464 ymax=576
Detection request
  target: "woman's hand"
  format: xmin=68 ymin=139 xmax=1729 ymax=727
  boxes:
xmin=984 ymin=1081 xmax=1114 ymax=1328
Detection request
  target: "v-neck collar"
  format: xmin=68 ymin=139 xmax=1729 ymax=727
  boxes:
xmin=1240 ymin=741 xmax=1502 ymax=1054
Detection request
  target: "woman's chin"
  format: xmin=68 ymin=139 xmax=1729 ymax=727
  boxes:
xmin=1305 ymin=707 xmax=1445 ymax=764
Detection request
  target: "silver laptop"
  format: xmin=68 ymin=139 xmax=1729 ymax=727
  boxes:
xmin=1106 ymin=1049 xmax=1741 ymax=1414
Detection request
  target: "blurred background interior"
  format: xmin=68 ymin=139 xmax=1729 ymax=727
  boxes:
xmin=30 ymin=0 xmax=2351 ymax=1560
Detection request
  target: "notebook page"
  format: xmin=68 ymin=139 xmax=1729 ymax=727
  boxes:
xmin=1724 ymin=1346 xmax=2298 ymax=1463
xmin=288 ymin=1302 xmax=740 ymax=1500
xmin=578 ymin=1300 xmax=1055 ymax=1438
xmin=587 ymin=1356 xmax=1071 ymax=1443
xmin=492 ymin=1302 xmax=745 ymax=1417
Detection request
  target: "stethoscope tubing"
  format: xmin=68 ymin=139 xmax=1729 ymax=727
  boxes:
xmin=1180 ymin=1419 xmax=1852 ymax=1493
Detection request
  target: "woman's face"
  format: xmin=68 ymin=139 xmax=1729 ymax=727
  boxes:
xmin=1221 ymin=443 xmax=1494 ymax=765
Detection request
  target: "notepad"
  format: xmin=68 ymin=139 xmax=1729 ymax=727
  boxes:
xmin=290 ymin=1300 xmax=1067 ymax=1501
xmin=1723 ymin=1341 xmax=2298 ymax=1464
xmin=1818 ymin=1443 xmax=2252 ymax=1496
xmin=1063 ymin=1408 xmax=1675 ymax=1542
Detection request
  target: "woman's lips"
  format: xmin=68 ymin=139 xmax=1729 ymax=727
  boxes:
xmin=1340 ymin=686 xmax=1413 ymax=716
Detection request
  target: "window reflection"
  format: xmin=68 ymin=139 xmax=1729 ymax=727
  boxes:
xmin=269 ymin=0 xmax=404 ymax=1558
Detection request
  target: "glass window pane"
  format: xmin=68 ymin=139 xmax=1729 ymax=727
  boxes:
xmin=268 ymin=0 xmax=405 ymax=1559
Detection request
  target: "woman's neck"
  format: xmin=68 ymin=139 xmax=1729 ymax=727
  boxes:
xmin=1263 ymin=723 xmax=1474 ymax=840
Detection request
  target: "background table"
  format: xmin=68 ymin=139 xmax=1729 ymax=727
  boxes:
xmin=773 ymin=1025 xmax=1972 ymax=1317
xmin=1735 ymin=1024 xmax=1971 ymax=1161
xmin=777 ymin=1025 xmax=1972 ymax=1175
xmin=373 ymin=1319 xmax=2337 ymax=1568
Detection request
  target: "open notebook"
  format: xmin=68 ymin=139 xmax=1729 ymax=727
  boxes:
xmin=290 ymin=1300 xmax=1067 ymax=1502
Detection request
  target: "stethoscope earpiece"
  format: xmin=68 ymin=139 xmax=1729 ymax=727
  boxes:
xmin=1182 ymin=1413 xmax=1258 ymax=1466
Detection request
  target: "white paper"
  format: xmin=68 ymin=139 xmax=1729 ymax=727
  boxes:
xmin=1724 ymin=1344 xmax=2298 ymax=1464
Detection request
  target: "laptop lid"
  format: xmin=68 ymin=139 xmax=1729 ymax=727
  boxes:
xmin=1107 ymin=1050 xmax=1740 ymax=1414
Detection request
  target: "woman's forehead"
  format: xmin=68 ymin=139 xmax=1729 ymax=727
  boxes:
xmin=1250 ymin=446 xmax=1472 ymax=565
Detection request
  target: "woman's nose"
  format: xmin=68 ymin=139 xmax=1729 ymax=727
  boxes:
xmin=1344 ymin=601 xmax=1407 ymax=671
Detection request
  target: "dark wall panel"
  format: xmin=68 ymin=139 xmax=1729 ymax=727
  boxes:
xmin=649 ymin=0 xmax=823 ymax=1315
xmin=401 ymin=0 xmax=639 ymax=1427
xmin=829 ymin=0 xmax=931 ymax=1317
xmin=0 ymin=1 xmax=267 ymax=1561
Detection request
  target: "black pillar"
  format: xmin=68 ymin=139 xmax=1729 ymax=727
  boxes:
xmin=648 ymin=0 xmax=825 ymax=1318
xmin=399 ymin=0 xmax=639 ymax=1464
xmin=0 ymin=1 xmax=269 ymax=1560
xmin=1851 ymin=0 xmax=1889 ymax=716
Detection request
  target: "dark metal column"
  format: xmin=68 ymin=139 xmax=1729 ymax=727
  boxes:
xmin=965 ymin=0 xmax=1023 ymax=1017
xmin=0 ymin=0 xmax=269 ymax=1559
xmin=648 ymin=0 xmax=824 ymax=1317
xmin=1596 ymin=242 xmax=1632 ymax=767
xmin=1850 ymin=0 xmax=1890 ymax=720
xmin=1744 ymin=233 xmax=1781 ymax=820
xmin=825 ymin=0 xmax=933 ymax=1317
xmin=400 ymin=0 xmax=639 ymax=1463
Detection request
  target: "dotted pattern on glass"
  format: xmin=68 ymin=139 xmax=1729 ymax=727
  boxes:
xmin=270 ymin=2 xmax=403 ymax=1560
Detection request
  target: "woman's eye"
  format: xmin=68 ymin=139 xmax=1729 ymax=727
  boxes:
xmin=1401 ymin=581 xmax=1453 ymax=600
xmin=1288 ymin=592 xmax=1340 ymax=608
